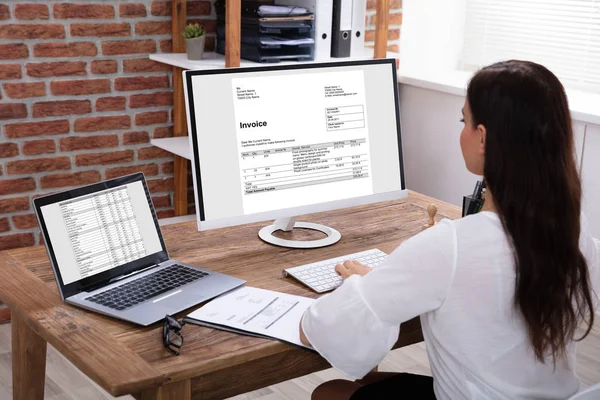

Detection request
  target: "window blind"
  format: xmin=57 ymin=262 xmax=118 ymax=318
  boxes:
xmin=460 ymin=0 xmax=600 ymax=93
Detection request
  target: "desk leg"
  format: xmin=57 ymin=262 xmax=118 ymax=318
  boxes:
xmin=12 ymin=312 xmax=47 ymax=400
xmin=139 ymin=379 xmax=191 ymax=400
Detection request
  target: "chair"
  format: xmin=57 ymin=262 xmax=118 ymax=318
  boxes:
xmin=568 ymin=383 xmax=600 ymax=400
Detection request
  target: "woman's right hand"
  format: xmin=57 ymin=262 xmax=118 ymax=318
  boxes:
xmin=334 ymin=260 xmax=373 ymax=280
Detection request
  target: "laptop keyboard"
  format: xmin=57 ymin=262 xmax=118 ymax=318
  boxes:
xmin=86 ymin=265 xmax=209 ymax=311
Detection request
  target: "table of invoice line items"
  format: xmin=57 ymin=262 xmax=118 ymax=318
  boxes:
xmin=241 ymin=138 xmax=370 ymax=195
xmin=60 ymin=187 xmax=147 ymax=278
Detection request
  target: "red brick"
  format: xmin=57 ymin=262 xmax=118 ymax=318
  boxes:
xmin=0 ymin=44 xmax=28 ymax=60
xmin=5 ymin=120 xmax=70 ymax=139
xmin=22 ymin=139 xmax=56 ymax=155
xmin=135 ymin=111 xmax=168 ymax=126
xmin=0 ymin=179 xmax=36 ymax=196
xmin=33 ymin=100 xmax=91 ymax=117
xmin=51 ymin=79 xmax=110 ymax=96
xmin=101 ymin=40 xmax=156 ymax=56
xmin=150 ymin=1 xmax=171 ymax=16
xmin=135 ymin=21 xmax=171 ymax=36
xmin=147 ymin=177 xmax=174 ymax=193
xmin=365 ymin=29 xmax=400 ymax=43
xmin=0 ymin=218 xmax=9 ymax=233
xmin=0 ymin=197 xmax=30 ymax=213
xmin=138 ymin=146 xmax=172 ymax=160
xmin=12 ymin=214 xmax=38 ymax=229
xmin=53 ymin=3 xmax=115 ymax=19
xmin=60 ymin=134 xmax=118 ymax=151
xmin=367 ymin=0 xmax=402 ymax=9
xmin=26 ymin=61 xmax=87 ymax=77
xmin=34 ymin=42 xmax=97 ymax=58
xmin=156 ymin=210 xmax=174 ymax=219
xmin=0 ymin=4 xmax=9 ymax=20
xmin=0 ymin=24 xmax=65 ymax=40
xmin=115 ymin=76 xmax=169 ymax=91
xmin=7 ymin=157 xmax=71 ymax=175
xmin=14 ymin=4 xmax=50 ymax=20
xmin=122 ymin=59 xmax=169 ymax=74
xmin=3 ymin=82 xmax=45 ymax=99
xmin=0 ymin=233 xmax=35 ymax=251
xmin=40 ymin=171 xmax=101 ymax=189
xmin=122 ymin=131 xmax=149 ymax=145
xmin=0 ymin=104 xmax=27 ymax=120
xmin=162 ymin=161 xmax=174 ymax=174
xmin=0 ymin=143 xmax=18 ymax=158
xmin=0 ymin=64 xmax=22 ymax=80
xmin=153 ymin=126 xmax=173 ymax=138
xmin=71 ymin=23 xmax=131 ymax=37
xmin=119 ymin=4 xmax=147 ymax=18
xmin=96 ymin=96 xmax=126 ymax=112
xmin=152 ymin=194 xmax=171 ymax=208
xmin=159 ymin=39 xmax=172 ymax=53
xmin=150 ymin=1 xmax=211 ymax=16
xmin=91 ymin=60 xmax=117 ymax=75
xmin=389 ymin=12 xmax=403 ymax=25
xmin=105 ymin=164 xmax=159 ymax=180
xmin=187 ymin=1 xmax=212 ymax=16
xmin=129 ymin=91 xmax=173 ymax=108
xmin=187 ymin=19 xmax=216 ymax=34
xmin=74 ymin=115 xmax=131 ymax=133
xmin=75 ymin=150 xmax=134 ymax=166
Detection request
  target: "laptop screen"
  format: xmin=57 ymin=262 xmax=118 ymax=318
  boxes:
xmin=40 ymin=180 xmax=163 ymax=285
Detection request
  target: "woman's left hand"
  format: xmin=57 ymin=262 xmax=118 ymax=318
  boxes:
xmin=334 ymin=260 xmax=373 ymax=280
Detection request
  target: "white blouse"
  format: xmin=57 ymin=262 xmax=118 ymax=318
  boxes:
xmin=302 ymin=212 xmax=600 ymax=400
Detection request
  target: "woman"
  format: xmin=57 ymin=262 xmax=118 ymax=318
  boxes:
xmin=299 ymin=60 xmax=600 ymax=400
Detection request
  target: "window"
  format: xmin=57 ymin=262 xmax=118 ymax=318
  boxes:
xmin=399 ymin=0 xmax=600 ymax=95
xmin=460 ymin=0 xmax=600 ymax=93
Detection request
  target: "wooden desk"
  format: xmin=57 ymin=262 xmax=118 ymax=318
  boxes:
xmin=0 ymin=191 xmax=460 ymax=400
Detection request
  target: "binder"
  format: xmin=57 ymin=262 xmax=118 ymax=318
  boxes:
xmin=276 ymin=0 xmax=333 ymax=60
xmin=331 ymin=0 xmax=352 ymax=57
xmin=350 ymin=0 xmax=366 ymax=57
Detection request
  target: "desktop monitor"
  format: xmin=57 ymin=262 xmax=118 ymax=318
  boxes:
xmin=183 ymin=58 xmax=406 ymax=248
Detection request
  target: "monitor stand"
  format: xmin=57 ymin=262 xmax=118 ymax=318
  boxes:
xmin=258 ymin=217 xmax=341 ymax=249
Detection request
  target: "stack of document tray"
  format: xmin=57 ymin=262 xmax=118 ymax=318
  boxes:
xmin=215 ymin=1 xmax=316 ymax=63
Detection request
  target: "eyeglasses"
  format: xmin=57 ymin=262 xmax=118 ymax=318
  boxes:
xmin=163 ymin=314 xmax=186 ymax=355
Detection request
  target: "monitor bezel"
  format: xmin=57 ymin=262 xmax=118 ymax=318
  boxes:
xmin=33 ymin=172 xmax=170 ymax=299
xmin=184 ymin=58 xmax=406 ymax=231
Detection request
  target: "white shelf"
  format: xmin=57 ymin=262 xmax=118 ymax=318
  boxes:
xmin=150 ymin=137 xmax=191 ymax=160
xmin=150 ymin=49 xmax=400 ymax=71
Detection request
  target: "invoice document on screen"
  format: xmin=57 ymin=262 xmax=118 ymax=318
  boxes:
xmin=232 ymin=69 xmax=375 ymax=214
xmin=185 ymin=286 xmax=315 ymax=348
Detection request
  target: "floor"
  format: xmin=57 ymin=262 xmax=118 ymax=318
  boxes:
xmin=0 ymin=320 xmax=598 ymax=400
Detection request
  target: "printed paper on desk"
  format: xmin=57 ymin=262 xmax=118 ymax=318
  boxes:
xmin=186 ymin=286 xmax=315 ymax=349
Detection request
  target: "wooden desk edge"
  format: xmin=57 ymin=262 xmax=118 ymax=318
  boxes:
xmin=0 ymin=254 xmax=168 ymax=396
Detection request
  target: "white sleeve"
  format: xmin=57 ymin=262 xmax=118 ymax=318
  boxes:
xmin=301 ymin=219 xmax=457 ymax=379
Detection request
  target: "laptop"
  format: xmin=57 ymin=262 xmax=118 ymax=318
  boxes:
xmin=33 ymin=172 xmax=245 ymax=326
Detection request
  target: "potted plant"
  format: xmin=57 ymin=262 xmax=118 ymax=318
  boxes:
xmin=182 ymin=23 xmax=206 ymax=60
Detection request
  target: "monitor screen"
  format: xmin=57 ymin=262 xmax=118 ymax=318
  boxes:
xmin=185 ymin=59 xmax=405 ymax=227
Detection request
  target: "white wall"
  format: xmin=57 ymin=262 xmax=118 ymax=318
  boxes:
xmin=582 ymin=125 xmax=600 ymax=239
xmin=399 ymin=84 xmax=599 ymax=238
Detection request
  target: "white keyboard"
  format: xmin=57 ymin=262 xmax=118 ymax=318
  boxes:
xmin=283 ymin=249 xmax=387 ymax=293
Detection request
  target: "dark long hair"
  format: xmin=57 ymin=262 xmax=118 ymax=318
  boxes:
xmin=467 ymin=60 xmax=595 ymax=363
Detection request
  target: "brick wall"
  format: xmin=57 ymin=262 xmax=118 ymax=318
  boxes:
xmin=0 ymin=1 xmax=216 ymax=251
xmin=366 ymin=0 xmax=403 ymax=53
xmin=0 ymin=0 xmax=402 ymax=252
